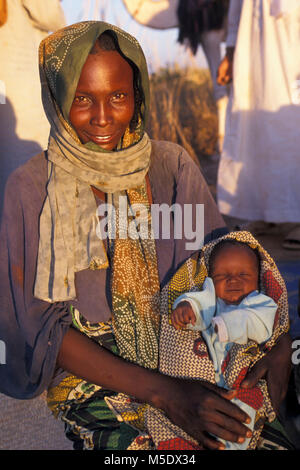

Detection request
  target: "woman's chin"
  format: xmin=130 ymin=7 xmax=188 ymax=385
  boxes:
xmin=86 ymin=137 xmax=118 ymax=151
xmin=78 ymin=131 xmax=121 ymax=151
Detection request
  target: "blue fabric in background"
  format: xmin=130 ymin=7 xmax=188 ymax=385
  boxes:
xmin=277 ymin=261 xmax=300 ymax=339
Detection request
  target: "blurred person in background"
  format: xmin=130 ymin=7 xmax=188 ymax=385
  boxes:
xmin=217 ymin=0 xmax=300 ymax=250
xmin=0 ymin=0 xmax=65 ymax=215
xmin=177 ymin=0 xmax=230 ymax=151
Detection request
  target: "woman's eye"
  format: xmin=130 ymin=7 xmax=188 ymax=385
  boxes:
xmin=73 ymin=96 xmax=90 ymax=105
xmin=111 ymin=92 xmax=126 ymax=102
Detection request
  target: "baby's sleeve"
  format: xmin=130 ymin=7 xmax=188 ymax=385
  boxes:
xmin=213 ymin=292 xmax=278 ymax=345
xmin=172 ymin=277 xmax=216 ymax=331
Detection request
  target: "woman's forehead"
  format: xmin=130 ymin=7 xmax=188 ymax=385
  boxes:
xmin=76 ymin=50 xmax=134 ymax=92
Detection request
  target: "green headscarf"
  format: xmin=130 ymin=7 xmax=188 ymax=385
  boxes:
xmin=40 ymin=20 xmax=150 ymax=140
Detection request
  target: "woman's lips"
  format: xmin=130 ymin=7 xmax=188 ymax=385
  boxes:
xmin=85 ymin=133 xmax=114 ymax=144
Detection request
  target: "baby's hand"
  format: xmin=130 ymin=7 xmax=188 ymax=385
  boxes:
xmin=171 ymin=301 xmax=196 ymax=330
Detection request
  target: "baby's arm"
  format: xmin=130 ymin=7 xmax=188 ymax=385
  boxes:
xmin=171 ymin=278 xmax=216 ymax=331
xmin=213 ymin=293 xmax=278 ymax=345
xmin=171 ymin=301 xmax=196 ymax=330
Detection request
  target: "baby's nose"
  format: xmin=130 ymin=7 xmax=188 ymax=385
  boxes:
xmin=227 ymin=275 xmax=241 ymax=284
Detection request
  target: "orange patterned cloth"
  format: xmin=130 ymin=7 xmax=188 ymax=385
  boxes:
xmin=110 ymin=182 xmax=161 ymax=370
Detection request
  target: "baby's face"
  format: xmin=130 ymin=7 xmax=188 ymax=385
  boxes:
xmin=210 ymin=245 xmax=259 ymax=305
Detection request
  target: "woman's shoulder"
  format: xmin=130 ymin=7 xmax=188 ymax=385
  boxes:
xmin=150 ymin=139 xmax=194 ymax=161
xmin=6 ymin=151 xmax=48 ymax=188
xmin=4 ymin=151 xmax=49 ymax=206
xmin=150 ymin=139 xmax=199 ymax=176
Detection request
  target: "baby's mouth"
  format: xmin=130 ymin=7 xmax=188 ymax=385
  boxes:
xmin=224 ymin=289 xmax=245 ymax=303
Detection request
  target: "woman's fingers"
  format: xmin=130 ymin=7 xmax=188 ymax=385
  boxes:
xmin=204 ymin=422 xmax=246 ymax=448
xmin=240 ymin=360 xmax=267 ymax=389
xmin=167 ymin=389 xmax=251 ymax=449
xmin=175 ymin=384 xmax=252 ymax=448
xmin=208 ymin=407 xmax=251 ymax=439
xmin=190 ymin=402 xmax=252 ymax=448
xmin=239 ymin=353 xmax=267 ymax=392
xmin=241 ymin=360 xmax=286 ymax=414
xmin=200 ymin=381 xmax=251 ymax=423
xmin=199 ymin=392 xmax=251 ymax=430
xmin=240 ymin=333 xmax=292 ymax=413
xmin=162 ymin=378 xmax=252 ymax=449
xmin=200 ymin=432 xmax=226 ymax=450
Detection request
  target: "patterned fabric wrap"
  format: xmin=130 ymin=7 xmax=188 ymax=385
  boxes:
xmin=109 ymin=182 xmax=161 ymax=370
xmin=105 ymin=231 xmax=290 ymax=450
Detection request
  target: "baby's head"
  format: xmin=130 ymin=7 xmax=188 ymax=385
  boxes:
xmin=208 ymin=240 xmax=260 ymax=305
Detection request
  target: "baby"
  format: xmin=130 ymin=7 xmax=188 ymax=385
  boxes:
xmin=171 ymin=239 xmax=278 ymax=450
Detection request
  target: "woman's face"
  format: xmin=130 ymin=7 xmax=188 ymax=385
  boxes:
xmin=210 ymin=245 xmax=259 ymax=305
xmin=69 ymin=49 xmax=135 ymax=151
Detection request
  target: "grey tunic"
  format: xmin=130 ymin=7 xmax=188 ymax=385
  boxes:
xmin=0 ymin=140 xmax=226 ymax=399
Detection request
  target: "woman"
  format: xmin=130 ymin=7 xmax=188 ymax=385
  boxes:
xmin=0 ymin=21 xmax=291 ymax=450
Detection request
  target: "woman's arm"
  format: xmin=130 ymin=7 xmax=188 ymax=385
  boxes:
xmin=240 ymin=333 xmax=292 ymax=414
xmin=57 ymin=326 xmax=253 ymax=450
xmin=0 ymin=162 xmax=72 ymax=399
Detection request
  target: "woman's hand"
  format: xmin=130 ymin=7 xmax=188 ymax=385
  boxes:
xmin=156 ymin=378 xmax=253 ymax=450
xmin=217 ymin=48 xmax=235 ymax=86
xmin=240 ymin=333 xmax=292 ymax=414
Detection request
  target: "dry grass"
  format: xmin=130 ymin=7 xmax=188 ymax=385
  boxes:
xmin=146 ymin=66 xmax=218 ymax=166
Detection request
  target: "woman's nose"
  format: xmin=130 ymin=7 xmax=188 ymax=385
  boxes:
xmin=91 ymin=101 xmax=112 ymax=127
